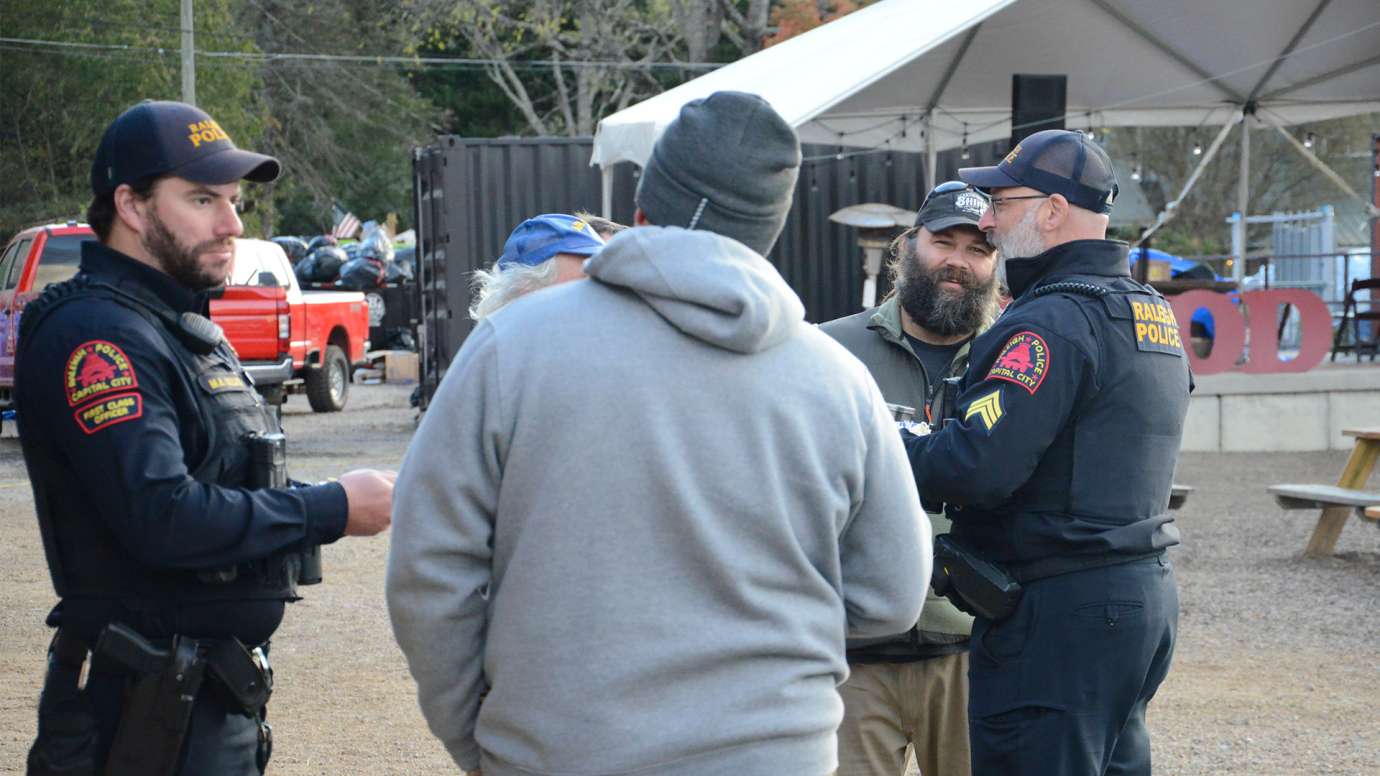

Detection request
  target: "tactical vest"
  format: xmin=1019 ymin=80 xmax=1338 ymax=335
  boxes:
xmin=20 ymin=274 xmax=302 ymax=607
xmin=957 ymin=275 xmax=1191 ymax=563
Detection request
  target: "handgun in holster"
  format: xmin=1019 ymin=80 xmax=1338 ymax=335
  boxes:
xmin=930 ymin=534 xmax=1024 ymax=621
xmin=97 ymin=623 xmax=206 ymax=776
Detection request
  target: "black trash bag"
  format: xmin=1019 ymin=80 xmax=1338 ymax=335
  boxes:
xmin=272 ymin=236 xmax=310 ymax=264
xmin=299 ymin=245 xmax=347 ymax=283
xmin=338 ymin=257 xmax=387 ymax=290
xmin=306 ymin=235 xmax=338 ymax=254
xmin=383 ymin=328 xmax=415 ymax=351
xmin=294 ymin=254 xmax=320 ymax=284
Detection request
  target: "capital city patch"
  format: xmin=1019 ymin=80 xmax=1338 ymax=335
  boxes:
xmin=72 ymin=392 xmax=143 ymax=435
xmin=1129 ymin=297 xmax=1185 ymax=356
xmin=65 ymin=340 xmax=139 ymax=407
xmin=987 ymin=331 xmax=1049 ymax=395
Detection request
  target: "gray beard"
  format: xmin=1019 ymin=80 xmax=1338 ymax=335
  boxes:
xmin=991 ymin=206 xmax=1046 ymax=260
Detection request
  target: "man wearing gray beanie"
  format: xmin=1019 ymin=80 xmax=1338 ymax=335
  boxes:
xmin=388 ymin=91 xmax=931 ymax=776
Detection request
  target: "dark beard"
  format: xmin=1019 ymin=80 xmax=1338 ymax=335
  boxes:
xmin=896 ymin=260 xmax=995 ymax=337
xmin=142 ymin=207 xmax=229 ymax=292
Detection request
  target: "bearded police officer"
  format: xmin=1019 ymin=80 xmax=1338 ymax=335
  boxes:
xmin=821 ymin=181 xmax=999 ymax=776
xmin=906 ymin=130 xmax=1190 ymax=776
xmin=19 ymin=101 xmax=395 ymax=775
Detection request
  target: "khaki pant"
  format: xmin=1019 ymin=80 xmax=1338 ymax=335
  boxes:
xmin=835 ymin=652 xmax=971 ymax=776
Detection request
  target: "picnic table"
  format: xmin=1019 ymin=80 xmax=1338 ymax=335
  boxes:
xmin=1268 ymin=428 xmax=1380 ymax=557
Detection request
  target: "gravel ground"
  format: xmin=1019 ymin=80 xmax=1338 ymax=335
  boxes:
xmin=1 ymin=383 xmax=1377 ymax=774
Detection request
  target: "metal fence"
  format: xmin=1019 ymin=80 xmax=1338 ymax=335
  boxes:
xmin=412 ymin=135 xmax=1003 ymax=406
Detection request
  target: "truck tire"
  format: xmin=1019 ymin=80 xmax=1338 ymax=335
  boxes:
xmin=306 ymin=345 xmax=349 ymax=413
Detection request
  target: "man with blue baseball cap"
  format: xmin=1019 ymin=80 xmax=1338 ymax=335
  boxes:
xmin=468 ymin=213 xmax=606 ymax=319
xmin=19 ymin=100 xmax=394 ymax=775
xmin=905 ymin=129 xmax=1191 ymax=776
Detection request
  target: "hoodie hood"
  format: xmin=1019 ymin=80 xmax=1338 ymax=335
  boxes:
xmin=584 ymin=226 xmax=805 ymax=354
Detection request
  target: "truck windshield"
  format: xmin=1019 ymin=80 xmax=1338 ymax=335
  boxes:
xmin=33 ymin=234 xmax=85 ymax=290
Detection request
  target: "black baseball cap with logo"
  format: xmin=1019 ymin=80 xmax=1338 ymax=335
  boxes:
xmin=914 ymin=180 xmax=991 ymax=232
xmin=958 ymin=129 xmax=1118 ymax=214
xmin=91 ymin=100 xmax=280 ymax=196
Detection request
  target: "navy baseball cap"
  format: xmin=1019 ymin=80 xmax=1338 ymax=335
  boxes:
xmin=91 ymin=101 xmax=280 ymax=196
xmin=915 ymin=180 xmax=990 ymax=232
xmin=958 ymin=129 xmax=1118 ymax=214
xmin=497 ymin=214 xmax=606 ymax=269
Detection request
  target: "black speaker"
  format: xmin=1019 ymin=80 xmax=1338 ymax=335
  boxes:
xmin=1010 ymin=74 xmax=1067 ymax=148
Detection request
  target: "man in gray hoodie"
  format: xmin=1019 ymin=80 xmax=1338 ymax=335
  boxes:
xmin=386 ymin=91 xmax=931 ymax=776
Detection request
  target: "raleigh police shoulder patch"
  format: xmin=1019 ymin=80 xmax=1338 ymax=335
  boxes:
xmin=72 ymin=392 xmax=143 ymax=435
xmin=65 ymin=340 xmax=139 ymax=407
xmin=1128 ymin=296 xmax=1185 ymax=356
xmin=987 ymin=331 xmax=1049 ymax=395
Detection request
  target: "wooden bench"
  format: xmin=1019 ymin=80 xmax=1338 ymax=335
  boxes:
xmin=1169 ymin=484 xmax=1193 ymax=511
xmin=1268 ymin=428 xmax=1380 ymax=557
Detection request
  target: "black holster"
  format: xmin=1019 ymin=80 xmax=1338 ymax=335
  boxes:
xmin=100 ymin=624 xmax=206 ymax=776
xmin=931 ymin=535 xmax=1024 ymax=621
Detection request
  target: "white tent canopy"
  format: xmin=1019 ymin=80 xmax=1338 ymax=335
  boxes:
xmin=593 ymin=0 xmax=1380 ymax=168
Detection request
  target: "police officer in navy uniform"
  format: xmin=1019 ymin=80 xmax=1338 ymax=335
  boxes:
xmin=18 ymin=101 xmax=395 ymax=775
xmin=906 ymin=130 xmax=1190 ymax=776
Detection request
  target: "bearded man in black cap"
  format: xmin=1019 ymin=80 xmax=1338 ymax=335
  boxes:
xmin=820 ymin=181 xmax=998 ymax=776
xmin=19 ymin=101 xmax=395 ymax=776
xmin=906 ymin=129 xmax=1191 ymax=776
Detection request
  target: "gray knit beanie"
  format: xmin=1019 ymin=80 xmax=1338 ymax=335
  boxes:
xmin=635 ymin=91 xmax=801 ymax=257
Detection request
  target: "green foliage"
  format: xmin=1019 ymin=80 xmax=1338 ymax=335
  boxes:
xmin=0 ymin=0 xmax=264 ymax=242
xmin=1104 ymin=115 xmax=1377 ymax=258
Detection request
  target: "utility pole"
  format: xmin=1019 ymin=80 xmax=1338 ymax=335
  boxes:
xmin=181 ymin=0 xmax=196 ymax=105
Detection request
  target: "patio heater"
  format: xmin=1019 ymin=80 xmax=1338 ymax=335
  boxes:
xmin=828 ymin=203 xmax=914 ymax=310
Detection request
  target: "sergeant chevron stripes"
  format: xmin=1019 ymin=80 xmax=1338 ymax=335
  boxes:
xmin=964 ymin=389 xmax=1003 ymax=431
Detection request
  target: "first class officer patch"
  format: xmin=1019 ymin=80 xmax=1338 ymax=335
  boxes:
xmin=65 ymin=341 xmax=139 ymax=407
xmin=987 ymin=331 xmax=1049 ymax=395
xmin=72 ymin=392 xmax=143 ymax=435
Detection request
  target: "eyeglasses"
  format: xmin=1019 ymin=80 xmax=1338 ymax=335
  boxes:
xmin=988 ymin=194 xmax=1050 ymax=212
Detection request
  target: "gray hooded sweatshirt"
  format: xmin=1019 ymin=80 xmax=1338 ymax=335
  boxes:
xmin=386 ymin=226 xmax=931 ymax=776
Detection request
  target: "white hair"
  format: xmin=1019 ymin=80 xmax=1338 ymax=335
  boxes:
xmin=469 ymin=259 xmax=560 ymax=320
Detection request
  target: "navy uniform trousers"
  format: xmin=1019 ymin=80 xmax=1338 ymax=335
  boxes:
xmin=967 ymin=555 xmax=1177 ymax=776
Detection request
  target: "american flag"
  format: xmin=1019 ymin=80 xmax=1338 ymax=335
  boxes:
xmin=332 ymin=202 xmax=361 ymax=240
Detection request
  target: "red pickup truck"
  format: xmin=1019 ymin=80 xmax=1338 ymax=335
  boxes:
xmin=0 ymin=224 xmax=369 ymax=423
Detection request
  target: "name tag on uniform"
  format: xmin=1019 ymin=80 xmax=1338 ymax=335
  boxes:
xmin=200 ymin=373 xmax=248 ymax=393
xmin=1129 ymin=297 xmax=1185 ymax=356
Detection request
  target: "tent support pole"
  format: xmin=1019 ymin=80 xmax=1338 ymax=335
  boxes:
xmin=601 ymin=166 xmax=614 ymax=219
xmin=1234 ymin=112 xmax=1251 ymax=284
xmin=1260 ymin=112 xmax=1380 ymax=216
xmin=1134 ymin=108 xmax=1242 ymax=246
xmin=925 ymin=114 xmax=937 ymax=192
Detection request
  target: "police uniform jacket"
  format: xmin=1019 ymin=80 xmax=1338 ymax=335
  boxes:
xmin=15 ymin=241 xmax=348 ymax=647
xmin=908 ymin=239 xmax=1191 ymax=567
xmin=821 ymin=294 xmax=974 ymax=659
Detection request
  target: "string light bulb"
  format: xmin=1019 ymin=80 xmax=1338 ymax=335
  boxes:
xmin=1192 ymin=138 xmax=1203 ymax=156
xmin=1130 ymin=155 xmax=1143 ymax=182
xmin=1303 ymin=131 xmax=1316 ymax=150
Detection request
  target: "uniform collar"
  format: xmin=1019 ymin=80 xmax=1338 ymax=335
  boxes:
xmin=79 ymin=240 xmax=209 ymax=315
xmin=1005 ymin=239 xmax=1130 ymax=299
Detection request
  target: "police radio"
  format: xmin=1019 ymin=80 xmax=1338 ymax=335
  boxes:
xmin=248 ymin=433 xmax=323 ymax=586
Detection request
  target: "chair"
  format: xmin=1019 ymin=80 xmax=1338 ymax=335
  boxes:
xmin=1330 ymin=278 xmax=1380 ymax=361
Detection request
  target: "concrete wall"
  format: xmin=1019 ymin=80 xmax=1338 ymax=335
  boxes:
xmin=1180 ymin=367 xmax=1380 ymax=452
